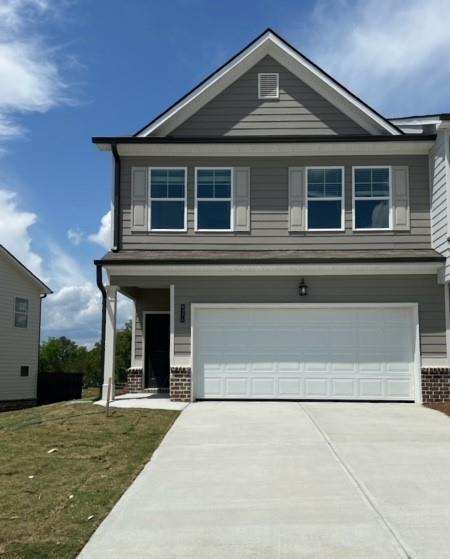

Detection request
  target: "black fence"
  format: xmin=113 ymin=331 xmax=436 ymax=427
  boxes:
xmin=37 ymin=372 xmax=83 ymax=405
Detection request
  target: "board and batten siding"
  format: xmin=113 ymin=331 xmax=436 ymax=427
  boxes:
xmin=110 ymin=275 xmax=447 ymax=366
xmin=120 ymin=155 xmax=430 ymax=251
xmin=429 ymin=129 xmax=450 ymax=280
xmin=0 ymin=256 xmax=41 ymax=401
xmin=171 ymin=56 xmax=366 ymax=137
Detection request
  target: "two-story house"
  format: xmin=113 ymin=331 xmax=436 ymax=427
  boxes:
xmin=93 ymin=29 xmax=450 ymax=405
xmin=0 ymin=245 xmax=52 ymax=410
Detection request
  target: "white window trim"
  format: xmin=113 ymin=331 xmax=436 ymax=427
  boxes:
xmin=352 ymin=166 xmax=392 ymax=231
xmin=258 ymin=72 xmax=279 ymax=100
xmin=148 ymin=167 xmax=187 ymax=232
xmin=14 ymin=297 xmax=29 ymax=328
xmin=195 ymin=167 xmax=234 ymax=232
xmin=306 ymin=166 xmax=345 ymax=232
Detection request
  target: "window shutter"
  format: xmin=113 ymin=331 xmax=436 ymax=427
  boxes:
xmin=288 ymin=167 xmax=305 ymax=232
xmin=392 ymin=166 xmax=410 ymax=230
xmin=233 ymin=167 xmax=250 ymax=232
xmin=131 ymin=167 xmax=148 ymax=232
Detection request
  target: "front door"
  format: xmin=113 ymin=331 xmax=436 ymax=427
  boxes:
xmin=144 ymin=313 xmax=170 ymax=390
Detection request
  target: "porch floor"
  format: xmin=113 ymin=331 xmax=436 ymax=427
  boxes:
xmin=94 ymin=393 xmax=189 ymax=411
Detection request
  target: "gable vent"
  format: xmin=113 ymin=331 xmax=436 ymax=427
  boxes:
xmin=258 ymin=73 xmax=279 ymax=99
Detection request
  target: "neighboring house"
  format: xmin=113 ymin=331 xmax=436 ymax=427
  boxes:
xmin=0 ymin=245 xmax=52 ymax=410
xmin=93 ymin=29 xmax=450 ymax=404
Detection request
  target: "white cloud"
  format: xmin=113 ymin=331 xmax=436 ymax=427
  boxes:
xmin=0 ymin=189 xmax=131 ymax=346
xmin=302 ymin=0 xmax=450 ymax=115
xmin=67 ymin=227 xmax=83 ymax=246
xmin=88 ymin=211 xmax=111 ymax=250
xmin=0 ymin=0 xmax=69 ymax=140
xmin=0 ymin=189 xmax=44 ymax=278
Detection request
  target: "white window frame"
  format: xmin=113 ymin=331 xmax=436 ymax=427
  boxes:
xmin=352 ymin=166 xmax=392 ymax=231
xmin=14 ymin=297 xmax=29 ymax=328
xmin=306 ymin=166 xmax=345 ymax=232
xmin=195 ymin=167 xmax=234 ymax=232
xmin=148 ymin=167 xmax=187 ymax=232
xmin=258 ymin=72 xmax=279 ymax=99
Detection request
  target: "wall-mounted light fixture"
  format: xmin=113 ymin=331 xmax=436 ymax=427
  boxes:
xmin=298 ymin=278 xmax=308 ymax=297
xmin=180 ymin=304 xmax=186 ymax=323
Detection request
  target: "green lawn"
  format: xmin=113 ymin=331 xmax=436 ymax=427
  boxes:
xmin=0 ymin=403 xmax=179 ymax=558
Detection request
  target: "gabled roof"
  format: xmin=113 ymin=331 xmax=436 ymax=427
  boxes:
xmin=0 ymin=245 xmax=52 ymax=295
xmin=135 ymin=29 xmax=402 ymax=138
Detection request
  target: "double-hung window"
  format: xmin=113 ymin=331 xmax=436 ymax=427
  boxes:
xmin=196 ymin=168 xmax=233 ymax=231
xmin=15 ymin=297 xmax=28 ymax=328
xmin=353 ymin=167 xmax=391 ymax=230
xmin=150 ymin=168 xmax=186 ymax=231
xmin=306 ymin=167 xmax=344 ymax=230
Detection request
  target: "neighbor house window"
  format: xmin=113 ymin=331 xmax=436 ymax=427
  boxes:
xmin=307 ymin=167 xmax=344 ymax=230
xmin=354 ymin=167 xmax=391 ymax=230
xmin=196 ymin=169 xmax=232 ymax=231
xmin=14 ymin=298 xmax=28 ymax=328
xmin=20 ymin=366 xmax=29 ymax=377
xmin=150 ymin=168 xmax=186 ymax=230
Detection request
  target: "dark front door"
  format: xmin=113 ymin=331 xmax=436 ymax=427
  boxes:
xmin=144 ymin=313 xmax=170 ymax=390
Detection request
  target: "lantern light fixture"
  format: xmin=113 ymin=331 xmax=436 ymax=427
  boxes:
xmin=299 ymin=278 xmax=308 ymax=297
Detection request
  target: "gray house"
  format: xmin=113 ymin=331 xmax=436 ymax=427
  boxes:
xmin=93 ymin=29 xmax=450 ymax=404
xmin=0 ymin=245 xmax=51 ymax=409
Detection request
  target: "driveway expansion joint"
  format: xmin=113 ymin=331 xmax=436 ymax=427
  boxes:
xmin=298 ymin=403 xmax=413 ymax=559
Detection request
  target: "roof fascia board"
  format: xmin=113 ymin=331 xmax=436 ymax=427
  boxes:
xmin=101 ymin=139 xmax=434 ymax=157
xmin=106 ymin=262 xmax=442 ymax=278
xmin=0 ymin=246 xmax=52 ymax=294
xmin=138 ymin=31 xmax=400 ymax=138
xmin=266 ymin=36 xmax=399 ymax=136
xmin=138 ymin=36 xmax=270 ymax=137
xmin=391 ymin=117 xmax=442 ymax=126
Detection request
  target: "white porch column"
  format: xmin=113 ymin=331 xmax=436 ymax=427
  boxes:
xmin=102 ymin=285 xmax=118 ymax=401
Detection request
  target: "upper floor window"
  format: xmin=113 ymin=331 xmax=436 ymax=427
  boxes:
xmin=150 ymin=168 xmax=186 ymax=231
xmin=306 ymin=167 xmax=344 ymax=230
xmin=353 ymin=167 xmax=391 ymax=230
xmin=15 ymin=297 xmax=28 ymax=328
xmin=196 ymin=169 xmax=233 ymax=231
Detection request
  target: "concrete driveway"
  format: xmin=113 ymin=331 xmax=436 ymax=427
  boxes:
xmin=79 ymin=402 xmax=450 ymax=559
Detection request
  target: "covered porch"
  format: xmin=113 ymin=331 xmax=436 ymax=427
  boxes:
xmin=101 ymin=281 xmax=189 ymax=402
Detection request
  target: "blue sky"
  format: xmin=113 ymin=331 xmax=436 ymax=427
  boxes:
xmin=1 ymin=0 xmax=450 ymax=346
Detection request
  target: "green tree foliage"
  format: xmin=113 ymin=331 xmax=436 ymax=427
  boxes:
xmin=39 ymin=321 xmax=132 ymax=386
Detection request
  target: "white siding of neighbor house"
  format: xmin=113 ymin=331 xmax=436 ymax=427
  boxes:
xmin=429 ymin=129 xmax=450 ymax=280
xmin=0 ymin=255 xmax=42 ymax=401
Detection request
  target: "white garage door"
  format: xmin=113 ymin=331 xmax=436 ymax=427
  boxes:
xmin=193 ymin=305 xmax=419 ymax=401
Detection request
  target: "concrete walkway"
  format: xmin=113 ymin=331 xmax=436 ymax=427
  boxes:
xmin=79 ymin=402 xmax=450 ymax=559
xmin=94 ymin=393 xmax=189 ymax=411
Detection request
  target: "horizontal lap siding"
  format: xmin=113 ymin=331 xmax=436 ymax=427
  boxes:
xmin=429 ymin=131 xmax=448 ymax=255
xmin=171 ymin=56 xmax=366 ymax=137
xmin=112 ymin=276 xmax=446 ymax=362
xmin=120 ymin=155 xmax=431 ymax=250
xmin=0 ymin=258 xmax=41 ymax=400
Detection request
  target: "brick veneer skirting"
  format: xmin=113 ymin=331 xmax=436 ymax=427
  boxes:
xmin=422 ymin=368 xmax=450 ymax=403
xmin=170 ymin=367 xmax=191 ymax=402
xmin=127 ymin=367 xmax=143 ymax=393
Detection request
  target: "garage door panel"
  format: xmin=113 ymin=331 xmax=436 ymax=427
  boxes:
xmin=359 ymin=378 xmax=384 ymax=398
xmin=304 ymin=378 xmax=329 ymax=397
xmin=332 ymin=379 xmax=357 ymax=397
xmin=194 ymin=306 xmax=417 ymax=401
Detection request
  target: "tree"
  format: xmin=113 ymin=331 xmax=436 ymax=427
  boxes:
xmin=115 ymin=320 xmax=132 ymax=384
xmin=39 ymin=322 xmax=132 ymax=386
xmin=39 ymin=337 xmax=86 ymax=373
